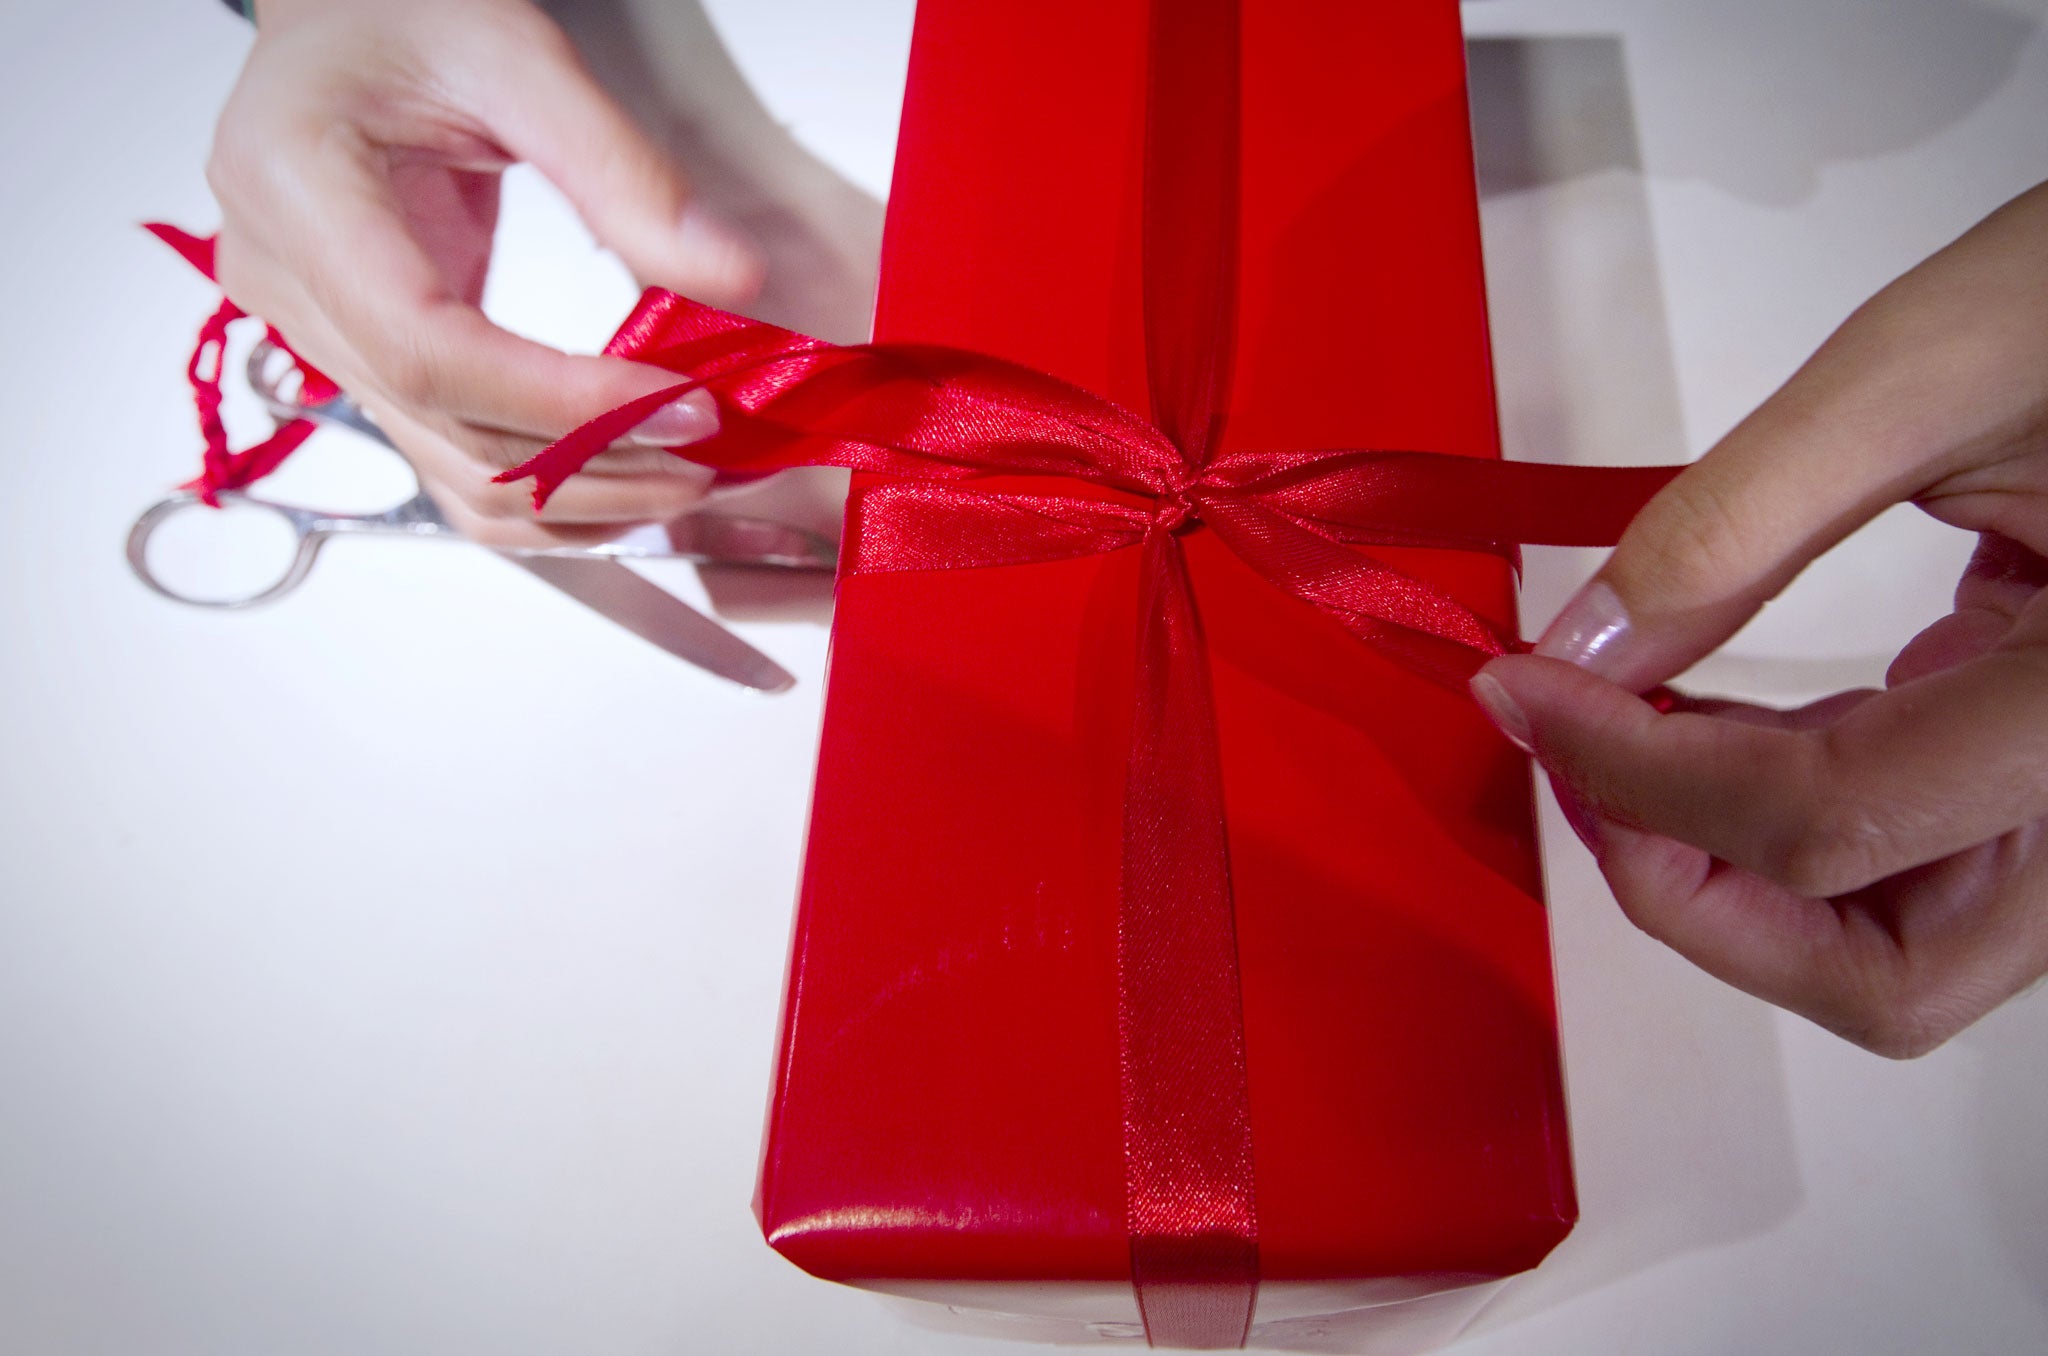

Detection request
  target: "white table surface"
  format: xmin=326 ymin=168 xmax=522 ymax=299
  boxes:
xmin=3 ymin=2 xmax=2046 ymax=1353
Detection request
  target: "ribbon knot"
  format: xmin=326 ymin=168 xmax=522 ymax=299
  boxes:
xmin=1150 ymin=484 xmax=1202 ymax=535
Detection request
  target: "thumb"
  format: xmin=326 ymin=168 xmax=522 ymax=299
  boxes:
xmin=471 ymin=22 xmax=764 ymax=304
xmin=1536 ymin=193 xmax=2044 ymax=692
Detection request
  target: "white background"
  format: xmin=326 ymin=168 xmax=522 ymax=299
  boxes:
xmin=2 ymin=1 xmax=2046 ymax=1353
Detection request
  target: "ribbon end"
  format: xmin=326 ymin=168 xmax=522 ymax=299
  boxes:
xmin=145 ymin=222 xmax=219 ymax=281
xmin=490 ymin=459 xmax=564 ymax=513
xmin=1131 ymin=1234 xmax=1258 ymax=1350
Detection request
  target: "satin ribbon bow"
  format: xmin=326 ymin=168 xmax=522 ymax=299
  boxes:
xmin=498 ymin=289 xmax=1678 ymax=691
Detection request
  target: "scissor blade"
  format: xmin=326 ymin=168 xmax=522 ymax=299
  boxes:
xmin=503 ymin=553 xmax=796 ymax=693
xmin=661 ymin=514 xmax=838 ymax=571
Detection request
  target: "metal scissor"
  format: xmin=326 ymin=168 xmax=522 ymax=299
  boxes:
xmin=126 ymin=340 xmax=838 ymax=693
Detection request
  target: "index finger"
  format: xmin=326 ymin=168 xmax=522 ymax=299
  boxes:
xmin=1542 ymin=182 xmax=2048 ymax=692
xmin=280 ymin=132 xmax=691 ymax=441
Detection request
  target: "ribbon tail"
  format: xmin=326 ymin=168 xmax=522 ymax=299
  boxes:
xmin=1374 ymin=456 xmax=1682 ymax=548
xmin=145 ymin=222 xmax=219 ymax=281
xmin=180 ymin=418 xmax=319 ymax=508
xmin=1229 ymin=450 xmax=1683 ymax=553
xmin=1207 ymin=497 xmax=1508 ymax=692
xmin=1120 ymin=530 xmax=1260 ymax=1349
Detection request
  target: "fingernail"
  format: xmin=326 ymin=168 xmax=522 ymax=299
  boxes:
xmin=1469 ymin=672 xmax=1533 ymax=753
xmin=676 ymin=204 xmax=765 ymax=297
xmin=1535 ymin=579 xmax=1632 ymax=676
xmin=623 ymin=389 xmax=720 ymax=447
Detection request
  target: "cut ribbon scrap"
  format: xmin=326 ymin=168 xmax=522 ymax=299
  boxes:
xmin=146 ymin=222 xmax=338 ymax=507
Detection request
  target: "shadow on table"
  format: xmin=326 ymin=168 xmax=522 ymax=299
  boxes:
xmin=1592 ymin=0 xmax=2037 ymax=207
xmin=1453 ymin=35 xmax=1805 ymax=1349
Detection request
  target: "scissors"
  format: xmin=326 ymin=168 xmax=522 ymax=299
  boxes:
xmin=126 ymin=340 xmax=838 ymax=693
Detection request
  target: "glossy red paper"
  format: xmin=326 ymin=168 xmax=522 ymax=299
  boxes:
xmin=756 ymin=0 xmax=1577 ymax=1324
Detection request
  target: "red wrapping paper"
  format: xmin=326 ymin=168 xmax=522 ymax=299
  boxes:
xmin=754 ymin=0 xmax=1576 ymax=1343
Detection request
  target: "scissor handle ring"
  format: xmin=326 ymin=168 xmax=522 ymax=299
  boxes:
xmin=124 ymin=490 xmax=325 ymax=609
xmin=246 ymin=337 xmax=308 ymax=423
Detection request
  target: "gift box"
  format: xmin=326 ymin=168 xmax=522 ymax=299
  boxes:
xmin=749 ymin=0 xmax=1580 ymax=1347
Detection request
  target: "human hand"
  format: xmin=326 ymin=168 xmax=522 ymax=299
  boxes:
xmin=1470 ymin=181 xmax=2048 ymax=1058
xmin=208 ymin=0 xmax=762 ymax=545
